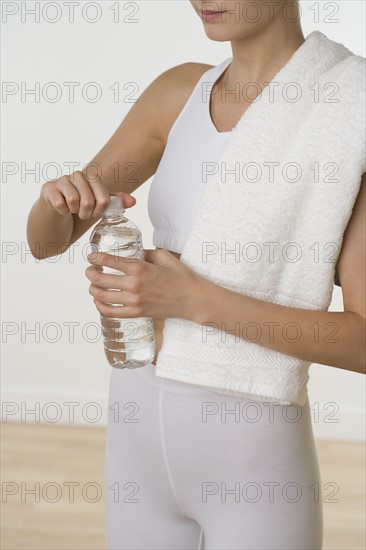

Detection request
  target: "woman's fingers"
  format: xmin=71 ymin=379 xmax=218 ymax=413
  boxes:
xmin=42 ymin=181 xmax=70 ymax=216
xmin=86 ymin=263 xmax=146 ymax=307
xmin=89 ymin=285 xmax=144 ymax=309
xmin=87 ymin=178 xmax=111 ymax=219
xmin=92 ymin=302 xmax=139 ymax=319
xmin=69 ymin=171 xmax=97 ymax=219
xmin=57 ymin=175 xmax=82 ymax=214
xmin=85 ymin=265 xmax=142 ymax=290
xmin=90 ymin=287 xmax=126 ymax=305
xmin=41 ymin=170 xmax=137 ymax=220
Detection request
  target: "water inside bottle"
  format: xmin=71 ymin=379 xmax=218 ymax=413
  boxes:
xmin=90 ymin=225 xmax=155 ymax=369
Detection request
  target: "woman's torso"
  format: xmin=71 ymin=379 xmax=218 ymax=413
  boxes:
xmin=147 ymin=57 xmax=234 ymax=362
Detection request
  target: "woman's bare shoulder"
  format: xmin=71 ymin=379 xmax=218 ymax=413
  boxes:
xmin=151 ymin=62 xmax=214 ymax=144
xmin=161 ymin=61 xmax=214 ymax=83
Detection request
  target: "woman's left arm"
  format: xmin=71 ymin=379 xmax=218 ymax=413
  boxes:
xmin=86 ymin=174 xmax=365 ymax=375
xmin=191 ymin=172 xmax=365 ymax=375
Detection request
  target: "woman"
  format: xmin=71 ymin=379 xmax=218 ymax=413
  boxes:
xmin=27 ymin=1 xmax=365 ymax=548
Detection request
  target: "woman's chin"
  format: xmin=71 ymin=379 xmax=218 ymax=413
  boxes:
xmin=202 ymin=22 xmax=256 ymax=42
xmin=202 ymin=26 xmax=233 ymax=42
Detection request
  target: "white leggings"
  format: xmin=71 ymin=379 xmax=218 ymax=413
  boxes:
xmin=104 ymin=362 xmax=323 ymax=550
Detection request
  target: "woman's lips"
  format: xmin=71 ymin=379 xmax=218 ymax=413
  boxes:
xmin=200 ymin=9 xmax=227 ymax=21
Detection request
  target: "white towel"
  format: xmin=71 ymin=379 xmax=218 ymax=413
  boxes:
xmin=154 ymin=31 xmax=366 ymax=405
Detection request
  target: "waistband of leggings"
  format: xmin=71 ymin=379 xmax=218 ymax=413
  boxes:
xmin=135 ymin=362 xmax=215 ymax=394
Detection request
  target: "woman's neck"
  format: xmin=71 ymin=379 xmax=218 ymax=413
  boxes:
xmin=228 ymin=23 xmax=305 ymax=86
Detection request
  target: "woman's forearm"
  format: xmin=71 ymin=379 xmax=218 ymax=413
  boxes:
xmin=193 ymin=280 xmax=366 ymax=375
xmin=26 ymin=195 xmax=74 ymax=260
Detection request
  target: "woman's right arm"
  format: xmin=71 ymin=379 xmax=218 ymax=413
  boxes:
xmin=26 ymin=62 xmax=200 ymax=260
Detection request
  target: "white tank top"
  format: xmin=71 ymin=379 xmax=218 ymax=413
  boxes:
xmin=147 ymin=57 xmax=232 ymax=253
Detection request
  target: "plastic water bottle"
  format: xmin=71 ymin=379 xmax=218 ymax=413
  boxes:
xmin=89 ymin=195 xmax=156 ymax=369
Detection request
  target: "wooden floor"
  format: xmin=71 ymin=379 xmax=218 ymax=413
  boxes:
xmin=1 ymin=422 xmax=365 ymax=549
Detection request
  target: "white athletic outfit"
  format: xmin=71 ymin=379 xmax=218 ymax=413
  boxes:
xmin=104 ymin=59 xmax=323 ymax=550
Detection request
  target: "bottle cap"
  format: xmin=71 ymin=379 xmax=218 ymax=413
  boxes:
xmin=104 ymin=194 xmax=125 ymax=216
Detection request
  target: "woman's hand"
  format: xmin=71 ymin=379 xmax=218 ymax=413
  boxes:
xmin=40 ymin=170 xmax=136 ymax=220
xmin=85 ymin=248 xmax=208 ymax=321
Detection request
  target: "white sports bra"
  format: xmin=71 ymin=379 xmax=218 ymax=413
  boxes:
xmin=147 ymin=57 xmax=233 ymax=254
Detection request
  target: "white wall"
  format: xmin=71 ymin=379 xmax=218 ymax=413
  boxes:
xmin=1 ymin=1 xmax=365 ymax=439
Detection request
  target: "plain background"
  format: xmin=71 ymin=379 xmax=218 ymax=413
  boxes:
xmin=1 ymin=1 xmax=365 ymax=438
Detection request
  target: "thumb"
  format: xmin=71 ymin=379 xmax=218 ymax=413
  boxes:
xmin=143 ymin=248 xmax=175 ymax=264
xmin=112 ymin=191 xmax=136 ymax=209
